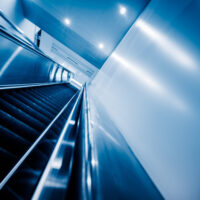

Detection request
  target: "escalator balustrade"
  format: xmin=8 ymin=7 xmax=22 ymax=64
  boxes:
xmin=0 ymin=83 xmax=78 ymax=199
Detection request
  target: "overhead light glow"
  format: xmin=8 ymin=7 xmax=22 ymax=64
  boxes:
xmin=135 ymin=19 xmax=196 ymax=71
xmin=91 ymin=158 xmax=98 ymax=167
xmin=0 ymin=47 xmax=22 ymax=76
xmin=52 ymin=158 xmax=62 ymax=169
xmin=119 ymin=6 xmax=127 ymax=15
xmin=64 ymin=18 xmax=71 ymax=26
xmin=111 ymin=53 xmax=187 ymax=111
xmin=111 ymin=53 xmax=163 ymax=93
xmin=98 ymin=43 xmax=104 ymax=49
xmin=69 ymin=120 xmax=76 ymax=125
xmin=49 ymin=64 xmax=57 ymax=81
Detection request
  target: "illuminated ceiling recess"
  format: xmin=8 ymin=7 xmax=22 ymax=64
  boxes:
xmin=98 ymin=43 xmax=104 ymax=50
xmin=119 ymin=5 xmax=127 ymax=15
xmin=64 ymin=18 xmax=71 ymax=26
xmin=22 ymin=0 xmax=150 ymax=69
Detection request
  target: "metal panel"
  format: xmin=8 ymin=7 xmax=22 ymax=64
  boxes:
xmin=22 ymin=0 xmax=150 ymax=68
xmin=0 ymin=34 xmax=51 ymax=84
xmin=89 ymin=0 xmax=200 ymax=199
xmin=0 ymin=30 xmax=73 ymax=85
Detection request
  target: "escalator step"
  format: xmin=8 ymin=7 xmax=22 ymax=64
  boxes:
xmin=0 ymin=93 xmax=51 ymax=125
xmin=19 ymin=90 xmax=58 ymax=115
xmin=0 ymin=186 xmax=22 ymax=200
xmin=26 ymin=89 xmax=62 ymax=111
xmin=0 ymin=125 xmax=31 ymax=157
xmin=0 ymin=98 xmax=46 ymax=132
xmin=0 ymin=147 xmax=18 ymax=181
xmin=6 ymin=168 xmax=40 ymax=199
xmin=10 ymin=92 xmax=54 ymax=120
xmin=0 ymin=110 xmax=39 ymax=142
xmin=0 ymin=84 xmax=77 ymax=198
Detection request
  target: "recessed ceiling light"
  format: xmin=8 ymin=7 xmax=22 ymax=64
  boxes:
xmin=98 ymin=43 xmax=104 ymax=49
xmin=119 ymin=6 xmax=127 ymax=15
xmin=64 ymin=18 xmax=71 ymax=26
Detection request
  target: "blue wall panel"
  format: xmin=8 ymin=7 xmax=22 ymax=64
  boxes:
xmin=89 ymin=0 xmax=200 ymax=199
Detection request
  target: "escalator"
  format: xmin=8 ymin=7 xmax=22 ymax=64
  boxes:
xmin=0 ymin=83 xmax=81 ymax=199
xmin=0 ymin=10 xmax=164 ymax=200
xmin=0 ymin=13 xmax=84 ymax=198
xmin=0 ymin=82 xmax=164 ymax=200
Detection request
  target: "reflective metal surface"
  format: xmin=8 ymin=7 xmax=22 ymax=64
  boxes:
xmin=1 ymin=0 xmax=200 ymax=199
xmin=86 ymin=91 xmax=163 ymax=200
xmin=89 ymin=0 xmax=200 ymax=199
xmin=0 ymin=85 xmax=77 ymax=190
xmin=0 ymin=83 xmax=78 ymax=198
xmin=0 ymin=10 xmax=75 ymax=86
xmin=0 ymin=34 xmax=49 ymax=85
xmin=32 ymin=88 xmax=83 ymax=200
xmin=22 ymin=0 xmax=150 ymax=68
xmin=0 ymin=10 xmax=39 ymax=49
xmin=0 ymin=29 xmax=74 ymax=85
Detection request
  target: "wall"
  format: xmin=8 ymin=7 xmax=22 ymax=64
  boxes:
xmin=0 ymin=0 xmax=57 ymax=85
xmin=89 ymin=0 xmax=200 ymax=199
xmin=0 ymin=0 xmax=37 ymax=41
xmin=39 ymin=31 xmax=98 ymax=84
xmin=0 ymin=33 xmax=55 ymax=85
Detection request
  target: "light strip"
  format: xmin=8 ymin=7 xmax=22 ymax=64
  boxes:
xmin=135 ymin=20 xmax=196 ymax=71
xmin=111 ymin=53 xmax=187 ymax=111
xmin=0 ymin=47 xmax=22 ymax=76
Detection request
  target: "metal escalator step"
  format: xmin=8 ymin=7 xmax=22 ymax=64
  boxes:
xmin=19 ymin=90 xmax=58 ymax=115
xmin=6 ymin=168 xmax=41 ymax=199
xmin=25 ymin=148 xmax=48 ymax=170
xmin=0 ymin=186 xmax=22 ymax=200
xmin=10 ymin=92 xmax=54 ymax=120
xmin=0 ymin=147 xmax=18 ymax=181
xmin=0 ymin=93 xmax=51 ymax=125
xmin=37 ymin=139 xmax=56 ymax=156
xmin=0 ymin=83 xmax=77 ymax=198
xmin=0 ymin=98 xmax=46 ymax=132
xmin=31 ymin=87 xmax=64 ymax=100
xmin=0 ymin=110 xmax=40 ymax=142
xmin=0 ymin=125 xmax=31 ymax=157
xmin=26 ymin=89 xmax=62 ymax=111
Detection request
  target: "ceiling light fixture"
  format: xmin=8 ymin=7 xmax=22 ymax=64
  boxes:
xmin=64 ymin=18 xmax=71 ymax=26
xmin=119 ymin=6 xmax=127 ymax=15
xmin=98 ymin=43 xmax=104 ymax=49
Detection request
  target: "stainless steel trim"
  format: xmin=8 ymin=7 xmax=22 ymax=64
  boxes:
xmin=83 ymin=84 xmax=93 ymax=200
xmin=0 ymin=10 xmax=73 ymax=76
xmin=32 ymin=87 xmax=83 ymax=200
xmin=0 ymin=82 xmax=71 ymax=90
xmin=0 ymin=9 xmax=38 ymax=49
xmin=0 ymin=28 xmax=72 ymax=74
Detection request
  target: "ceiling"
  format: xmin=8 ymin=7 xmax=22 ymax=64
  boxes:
xmin=22 ymin=0 xmax=149 ymax=69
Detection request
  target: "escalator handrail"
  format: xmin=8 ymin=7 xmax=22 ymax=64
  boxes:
xmin=0 ymin=82 xmax=70 ymax=91
xmin=0 ymin=89 xmax=80 ymax=190
xmin=71 ymin=84 xmax=94 ymax=200
xmin=32 ymin=86 xmax=84 ymax=199
xmin=0 ymin=10 xmax=73 ymax=76
xmin=83 ymin=84 xmax=94 ymax=200
xmin=0 ymin=9 xmax=39 ymax=50
xmin=0 ymin=27 xmax=73 ymax=75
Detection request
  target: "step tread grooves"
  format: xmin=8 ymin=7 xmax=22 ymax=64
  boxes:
xmin=0 ymin=84 xmax=77 ymax=198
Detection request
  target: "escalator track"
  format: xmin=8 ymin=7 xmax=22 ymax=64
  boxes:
xmin=0 ymin=83 xmax=78 ymax=199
